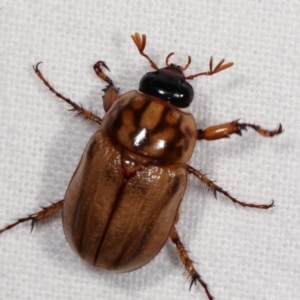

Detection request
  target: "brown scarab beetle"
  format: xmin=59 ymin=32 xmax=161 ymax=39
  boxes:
xmin=0 ymin=33 xmax=283 ymax=300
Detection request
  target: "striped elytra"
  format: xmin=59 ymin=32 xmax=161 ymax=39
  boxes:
xmin=63 ymin=130 xmax=188 ymax=271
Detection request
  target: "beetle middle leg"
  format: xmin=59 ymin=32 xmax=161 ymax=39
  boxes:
xmin=33 ymin=63 xmax=102 ymax=124
xmin=187 ymin=165 xmax=274 ymax=209
xmin=0 ymin=200 xmax=63 ymax=235
xmin=170 ymin=225 xmax=213 ymax=300
xmin=197 ymin=120 xmax=283 ymax=140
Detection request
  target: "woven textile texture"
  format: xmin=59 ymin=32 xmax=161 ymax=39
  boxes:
xmin=0 ymin=1 xmax=299 ymax=300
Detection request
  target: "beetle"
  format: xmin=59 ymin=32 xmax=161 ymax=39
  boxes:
xmin=0 ymin=33 xmax=283 ymax=300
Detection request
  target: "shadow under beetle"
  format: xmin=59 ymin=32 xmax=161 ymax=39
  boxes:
xmin=0 ymin=33 xmax=283 ymax=300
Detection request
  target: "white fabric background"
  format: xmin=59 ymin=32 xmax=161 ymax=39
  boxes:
xmin=0 ymin=1 xmax=299 ymax=300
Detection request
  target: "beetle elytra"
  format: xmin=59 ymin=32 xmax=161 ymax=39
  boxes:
xmin=0 ymin=33 xmax=283 ymax=300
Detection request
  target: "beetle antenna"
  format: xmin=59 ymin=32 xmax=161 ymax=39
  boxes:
xmin=165 ymin=53 xmax=192 ymax=72
xmin=185 ymin=56 xmax=234 ymax=80
xmin=181 ymin=56 xmax=192 ymax=72
xmin=165 ymin=52 xmax=175 ymax=67
xmin=131 ymin=33 xmax=159 ymax=70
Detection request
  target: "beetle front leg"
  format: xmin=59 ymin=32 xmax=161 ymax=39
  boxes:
xmin=33 ymin=63 xmax=102 ymax=125
xmin=93 ymin=61 xmax=119 ymax=112
xmin=0 ymin=200 xmax=63 ymax=235
xmin=170 ymin=225 xmax=214 ymax=300
xmin=187 ymin=165 xmax=274 ymax=209
xmin=197 ymin=120 xmax=283 ymax=140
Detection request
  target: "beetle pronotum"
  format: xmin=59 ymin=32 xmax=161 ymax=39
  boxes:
xmin=0 ymin=33 xmax=283 ymax=300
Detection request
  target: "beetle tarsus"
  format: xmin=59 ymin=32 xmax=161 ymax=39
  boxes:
xmin=238 ymin=122 xmax=283 ymax=137
xmin=93 ymin=61 xmax=114 ymax=86
xmin=189 ymin=274 xmax=214 ymax=300
xmin=170 ymin=226 xmax=214 ymax=300
xmin=0 ymin=200 xmax=64 ymax=235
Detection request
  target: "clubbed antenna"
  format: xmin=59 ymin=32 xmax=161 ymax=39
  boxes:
xmin=131 ymin=32 xmax=158 ymax=70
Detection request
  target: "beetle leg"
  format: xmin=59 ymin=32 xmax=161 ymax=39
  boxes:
xmin=187 ymin=165 xmax=274 ymax=209
xmin=197 ymin=120 xmax=283 ymax=140
xmin=93 ymin=61 xmax=114 ymax=86
xmin=0 ymin=200 xmax=63 ymax=235
xmin=93 ymin=61 xmax=120 ymax=112
xmin=33 ymin=62 xmax=102 ymax=125
xmin=170 ymin=225 xmax=214 ymax=300
xmin=101 ymin=85 xmax=119 ymax=112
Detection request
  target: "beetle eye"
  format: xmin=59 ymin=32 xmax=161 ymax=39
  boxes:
xmin=139 ymin=68 xmax=194 ymax=108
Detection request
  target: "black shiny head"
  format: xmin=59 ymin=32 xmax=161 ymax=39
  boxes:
xmin=139 ymin=65 xmax=194 ymax=108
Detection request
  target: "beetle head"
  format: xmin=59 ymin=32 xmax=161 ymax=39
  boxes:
xmin=139 ymin=53 xmax=194 ymax=108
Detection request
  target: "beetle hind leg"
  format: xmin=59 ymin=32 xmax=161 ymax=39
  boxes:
xmin=33 ymin=63 xmax=102 ymax=125
xmin=0 ymin=200 xmax=63 ymax=235
xmin=170 ymin=226 xmax=214 ymax=300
